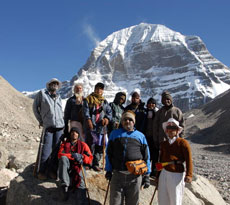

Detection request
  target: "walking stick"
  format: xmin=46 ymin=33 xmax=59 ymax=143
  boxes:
xmin=103 ymin=179 xmax=111 ymax=205
xmin=149 ymin=184 xmax=158 ymax=205
xmin=81 ymin=164 xmax=91 ymax=205
xmin=102 ymin=126 xmax=107 ymax=172
xmin=33 ymin=127 xmax=45 ymax=177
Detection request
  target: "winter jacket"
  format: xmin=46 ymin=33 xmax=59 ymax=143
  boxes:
xmin=58 ymin=140 xmax=93 ymax=165
xmin=33 ymin=89 xmax=64 ymax=129
xmin=105 ymin=128 xmax=151 ymax=174
xmin=125 ymin=101 xmax=147 ymax=133
xmin=159 ymin=137 xmax=193 ymax=178
xmin=153 ymin=105 xmax=184 ymax=147
xmin=64 ymin=95 xmax=84 ymax=125
xmin=83 ymin=98 xmax=112 ymax=134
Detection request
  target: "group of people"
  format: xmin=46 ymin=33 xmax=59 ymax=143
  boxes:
xmin=33 ymin=78 xmax=193 ymax=205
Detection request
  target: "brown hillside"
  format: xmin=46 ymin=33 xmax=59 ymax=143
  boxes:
xmin=0 ymin=76 xmax=40 ymax=169
xmin=185 ymin=88 xmax=230 ymax=145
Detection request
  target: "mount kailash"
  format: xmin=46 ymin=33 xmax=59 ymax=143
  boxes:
xmin=26 ymin=23 xmax=230 ymax=111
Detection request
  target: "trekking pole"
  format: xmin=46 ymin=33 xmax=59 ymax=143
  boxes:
xmin=102 ymin=126 xmax=107 ymax=172
xmin=103 ymin=179 xmax=111 ymax=205
xmin=81 ymin=164 xmax=91 ymax=205
xmin=33 ymin=127 xmax=45 ymax=177
xmin=149 ymin=184 xmax=158 ymax=205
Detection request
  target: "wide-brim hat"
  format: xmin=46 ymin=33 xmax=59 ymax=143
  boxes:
xmin=162 ymin=118 xmax=183 ymax=134
xmin=46 ymin=78 xmax=62 ymax=90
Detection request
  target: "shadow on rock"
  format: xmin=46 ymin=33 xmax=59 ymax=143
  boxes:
xmin=6 ymin=164 xmax=101 ymax=205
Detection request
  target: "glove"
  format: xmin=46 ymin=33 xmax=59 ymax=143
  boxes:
xmin=142 ymin=175 xmax=150 ymax=189
xmin=71 ymin=153 xmax=83 ymax=164
xmin=102 ymin=118 xmax=109 ymax=126
xmin=105 ymin=171 xmax=112 ymax=181
xmin=87 ymin=119 xmax=94 ymax=131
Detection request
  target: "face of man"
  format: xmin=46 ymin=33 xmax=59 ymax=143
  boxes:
xmin=147 ymin=103 xmax=155 ymax=110
xmin=119 ymin=96 xmax=125 ymax=105
xmin=122 ymin=117 xmax=134 ymax=131
xmin=132 ymin=96 xmax=140 ymax=105
xmin=74 ymin=85 xmax=83 ymax=94
xmin=70 ymin=131 xmax=79 ymax=142
xmin=163 ymin=98 xmax=172 ymax=107
xmin=95 ymin=87 xmax=104 ymax=96
xmin=48 ymin=81 xmax=59 ymax=92
xmin=166 ymin=122 xmax=179 ymax=139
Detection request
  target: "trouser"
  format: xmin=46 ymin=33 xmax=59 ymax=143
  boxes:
xmin=40 ymin=128 xmax=63 ymax=173
xmin=158 ymin=169 xmax=185 ymax=205
xmin=92 ymin=144 xmax=103 ymax=167
xmin=58 ymin=156 xmax=85 ymax=189
xmin=110 ymin=171 xmax=142 ymax=205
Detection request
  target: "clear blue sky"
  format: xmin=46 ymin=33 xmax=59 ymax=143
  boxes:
xmin=0 ymin=0 xmax=229 ymax=92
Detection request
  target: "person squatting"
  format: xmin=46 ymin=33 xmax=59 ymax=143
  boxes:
xmin=33 ymin=79 xmax=192 ymax=204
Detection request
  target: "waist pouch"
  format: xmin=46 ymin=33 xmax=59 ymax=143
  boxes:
xmin=125 ymin=160 xmax=148 ymax=175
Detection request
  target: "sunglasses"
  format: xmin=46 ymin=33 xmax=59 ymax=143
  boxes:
xmin=166 ymin=125 xmax=178 ymax=130
xmin=123 ymin=118 xmax=133 ymax=122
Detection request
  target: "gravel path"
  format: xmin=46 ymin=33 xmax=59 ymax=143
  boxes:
xmin=189 ymin=140 xmax=230 ymax=204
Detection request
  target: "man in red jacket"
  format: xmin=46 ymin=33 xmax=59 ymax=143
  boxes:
xmin=58 ymin=127 xmax=93 ymax=202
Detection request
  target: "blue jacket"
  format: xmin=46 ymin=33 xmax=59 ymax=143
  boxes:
xmin=33 ymin=89 xmax=64 ymax=129
xmin=105 ymin=128 xmax=151 ymax=174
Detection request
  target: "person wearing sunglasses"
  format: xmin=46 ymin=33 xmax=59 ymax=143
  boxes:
xmin=157 ymin=118 xmax=193 ymax=205
xmin=105 ymin=110 xmax=151 ymax=205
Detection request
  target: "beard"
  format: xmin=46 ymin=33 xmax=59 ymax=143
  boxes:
xmin=75 ymin=92 xmax=83 ymax=104
xmin=48 ymin=85 xmax=58 ymax=92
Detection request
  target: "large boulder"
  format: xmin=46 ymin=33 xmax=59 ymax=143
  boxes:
xmin=6 ymin=165 xmax=226 ymax=205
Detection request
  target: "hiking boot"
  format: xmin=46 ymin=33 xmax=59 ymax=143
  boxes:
xmin=37 ymin=172 xmax=47 ymax=180
xmin=92 ymin=165 xmax=101 ymax=172
xmin=60 ymin=186 xmax=69 ymax=201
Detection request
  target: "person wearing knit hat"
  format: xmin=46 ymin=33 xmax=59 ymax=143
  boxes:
xmin=144 ymin=97 xmax=158 ymax=177
xmin=157 ymin=118 xmax=193 ymax=205
xmin=58 ymin=127 xmax=93 ymax=202
xmin=108 ymin=92 xmax=126 ymax=135
xmin=33 ymin=78 xmax=64 ymax=180
xmin=152 ymin=91 xmax=184 ymax=165
xmin=125 ymin=90 xmax=146 ymax=133
xmin=105 ymin=110 xmax=151 ymax=205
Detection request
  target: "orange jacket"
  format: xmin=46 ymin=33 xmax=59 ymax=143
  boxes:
xmin=58 ymin=140 xmax=93 ymax=165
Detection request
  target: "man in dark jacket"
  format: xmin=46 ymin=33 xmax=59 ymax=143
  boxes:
xmin=83 ymin=82 xmax=112 ymax=171
xmin=153 ymin=91 xmax=185 ymax=150
xmin=108 ymin=92 xmax=126 ymax=134
xmin=33 ymin=78 xmax=64 ymax=180
xmin=125 ymin=91 xmax=146 ymax=133
xmin=58 ymin=127 xmax=93 ymax=202
xmin=105 ymin=110 xmax=151 ymax=205
xmin=64 ymin=83 xmax=84 ymax=141
xmin=145 ymin=97 xmax=158 ymax=176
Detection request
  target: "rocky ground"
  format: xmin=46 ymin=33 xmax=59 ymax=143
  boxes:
xmin=189 ymin=140 xmax=230 ymax=204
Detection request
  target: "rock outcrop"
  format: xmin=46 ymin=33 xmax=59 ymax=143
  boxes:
xmin=6 ymin=165 xmax=226 ymax=205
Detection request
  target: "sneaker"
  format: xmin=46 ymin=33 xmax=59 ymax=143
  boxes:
xmin=93 ymin=166 xmax=101 ymax=172
xmin=37 ymin=172 xmax=47 ymax=180
xmin=61 ymin=186 xmax=69 ymax=201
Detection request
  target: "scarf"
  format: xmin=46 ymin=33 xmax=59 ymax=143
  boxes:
xmin=85 ymin=92 xmax=104 ymax=107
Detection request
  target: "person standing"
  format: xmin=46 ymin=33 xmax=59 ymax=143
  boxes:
xmin=105 ymin=110 xmax=151 ymax=205
xmin=33 ymin=78 xmax=64 ymax=180
xmin=64 ymin=82 xmax=84 ymax=141
xmin=58 ymin=127 xmax=93 ymax=202
xmin=108 ymin=92 xmax=126 ymax=134
xmin=157 ymin=118 xmax=193 ymax=205
xmin=125 ymin=91 xmax=146 ymax=133
xmin=83 ymin=82 xmax=112 ymax=171
xmin=153 ymin=91 xmax=185 ymax=151
xmin=145 ymin=97 xmax=158 ymax=177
